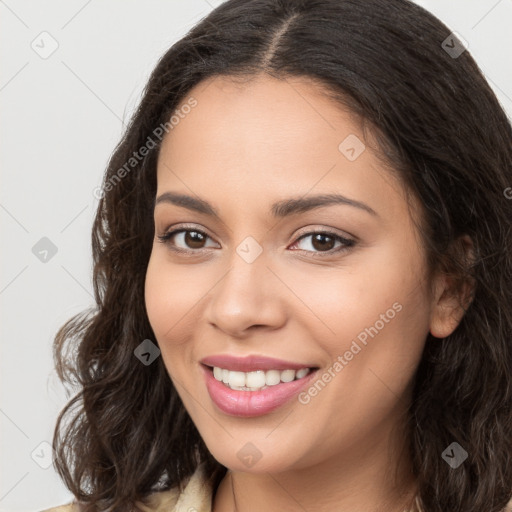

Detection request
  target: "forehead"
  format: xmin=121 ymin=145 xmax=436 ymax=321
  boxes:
xmin=160 ymin=74 xmax=363 ymax=170
xmin=156 ymin=74 xmax=409 ymax=225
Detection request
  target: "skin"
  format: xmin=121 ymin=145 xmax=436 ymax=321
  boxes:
xmin=144 ymin=73 xmax=468 ymax=512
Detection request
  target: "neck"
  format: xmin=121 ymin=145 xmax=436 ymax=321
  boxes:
xmin=213 ymin=405 xmax=418 ymax=512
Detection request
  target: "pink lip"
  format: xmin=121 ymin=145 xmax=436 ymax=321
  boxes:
xmin=200 ymin=354 xmax=315 ymax=372
xmin=201 ymin=364 xmax=319 ymax=417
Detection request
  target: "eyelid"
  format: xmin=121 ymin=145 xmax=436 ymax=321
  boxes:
xmin=160 ymin=222 xmax=215 ymax=240
xmin=294 ymin=225 xmax=355 ymax=241
xmin=156 ymin=223 xmax=356 ymax=256
xmin=158 ymin=222 xmax=354 ymax=241
xmin=156 ymin=223 xmax=218 ymax=252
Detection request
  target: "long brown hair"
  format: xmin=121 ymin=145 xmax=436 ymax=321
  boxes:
xmin=52 ymin=1 xmax=512 ymax=510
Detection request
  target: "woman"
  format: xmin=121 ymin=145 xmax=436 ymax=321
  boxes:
xmin=43 ymin=0 xmax=512 ymax=511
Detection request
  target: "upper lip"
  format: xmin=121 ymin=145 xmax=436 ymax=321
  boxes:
xmin=200 ymin=354 xmax=317 ymax=372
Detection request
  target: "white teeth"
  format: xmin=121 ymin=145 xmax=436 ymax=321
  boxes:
xmin=265 ymin=369 xmax=281 ymax=386
xmin=229 ymin=371 xmax=246 ymax=387
xmin=246 ymin=370 xmax=266 ymax=388
xmin=211 ymin=366 xmax=313 ymax=391
xmin=213 ymin=366 xmax=222 ymax=381
xmin=280 ymin=369 xmax=295 ymax=382
xmin=296 ymin=368 xmax=309 ymax=379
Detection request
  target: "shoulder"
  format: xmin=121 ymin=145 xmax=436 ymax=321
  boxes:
xmin=40 ymin=505 xmax=77 ymax=512
xmin=136 ymin=463 xmax=213 ymax=512
xmin=39 ymin=462 xmax=214 ymax=512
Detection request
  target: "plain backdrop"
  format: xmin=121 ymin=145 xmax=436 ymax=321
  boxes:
xmin=1 ymin=1 xmax=511 ymax=511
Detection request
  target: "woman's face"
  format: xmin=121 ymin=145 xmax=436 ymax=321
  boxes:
xmin=145 ymin=74 xmax=455 ymax=473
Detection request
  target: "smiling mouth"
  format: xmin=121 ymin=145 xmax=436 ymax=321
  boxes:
xmin=203 ymin=364 xmax=319 ymax=392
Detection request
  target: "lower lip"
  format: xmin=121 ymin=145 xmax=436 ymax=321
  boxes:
xmin=201 ymin=364 xmax=319 ymax=417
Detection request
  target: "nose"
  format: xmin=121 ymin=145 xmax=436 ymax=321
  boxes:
xmin=204 ymin=247 xmax=287 ymax=337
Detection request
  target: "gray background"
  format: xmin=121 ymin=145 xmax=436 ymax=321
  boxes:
xmin=1 ymin=1 xmax=511 ymax=511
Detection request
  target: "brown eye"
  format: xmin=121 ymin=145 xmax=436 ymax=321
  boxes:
xmin=157 ymin=227 xmax=355 ymax=257
xmin=183 ymin=230 xmax=207 ymax=249
xmin=157 ymin=228 xmax=218 ymax=252
xmin=310 ymin=233 xmax=336 ymax=251
xmin=291 ymin=230 xmax=355 ymax=256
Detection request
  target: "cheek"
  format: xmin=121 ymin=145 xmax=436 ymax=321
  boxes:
xmin=145 ymin=253 xmax=201 ymax=339
xmin=144 ymin=255 xmax=171 ymax=338
xmin=288 ymin=245 xmax=430 ymax=368
xmin=144 ymin=252 xmax=212 ymax=380
xmin=144 ymin=254 xmax=187 ymax=372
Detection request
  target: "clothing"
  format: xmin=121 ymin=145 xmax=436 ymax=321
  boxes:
xmin=40 ymin=463 xmax=213 ymax=512
xmin=39 ymin=463 xmax=512 ymax=512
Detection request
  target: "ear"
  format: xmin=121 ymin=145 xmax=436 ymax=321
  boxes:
xmin=429 ymin=235 xmax=475 ymax=339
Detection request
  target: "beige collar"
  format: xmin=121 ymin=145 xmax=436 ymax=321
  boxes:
xmin=134 ymin=462 xmax=213 ymax=512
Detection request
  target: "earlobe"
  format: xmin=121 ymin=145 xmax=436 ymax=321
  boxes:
xmin=429 ymin=235 xmax=475 ymax=339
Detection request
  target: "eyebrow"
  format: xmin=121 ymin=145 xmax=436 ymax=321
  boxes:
xmin=154 ymin=191 xmax=378 ymax=218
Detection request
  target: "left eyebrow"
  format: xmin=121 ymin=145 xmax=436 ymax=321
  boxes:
xmin=270 ymin=193 xmax=378 ymax=218
xmin=154 ymin=191 xmax=378 ymax=218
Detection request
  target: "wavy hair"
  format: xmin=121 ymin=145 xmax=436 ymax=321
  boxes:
xmin=52 ymin=0 xmax=512 ymax=510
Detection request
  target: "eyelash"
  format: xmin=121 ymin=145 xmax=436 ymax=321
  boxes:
xmin=156 ymin=225 xmax=356 ymax=257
